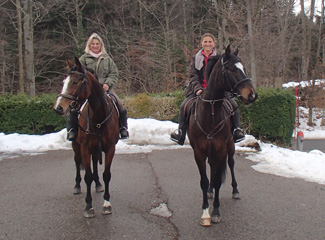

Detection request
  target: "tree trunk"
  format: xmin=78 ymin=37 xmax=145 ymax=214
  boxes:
xmin=183 ymin=0 xmax=187 ymax=44
xmin=0 ymin=41 xmax=6 ymax=93
xmin=246 ymin=0 xmax=257 ymax=87
xmin=16 ymin=0 xmax=24 ymax=94
xmin=74 ymin=0 xmax=85 ymax=56
xmin=23 ymin=0 xmax=35 ymax=97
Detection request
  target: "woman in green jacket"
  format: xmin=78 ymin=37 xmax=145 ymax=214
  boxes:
xmin=67 ymin=33 xmax=129 ymax=141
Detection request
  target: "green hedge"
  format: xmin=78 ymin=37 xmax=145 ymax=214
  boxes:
xmin=238 ymin=87 xmax=295 ymax=145
xmin=123 ymin=91 xmax=184 ymax=122
xmin=0 ymin=94 xmax=66 ymax=135
xmin=0 ymin=89 xmax=295 ymax=146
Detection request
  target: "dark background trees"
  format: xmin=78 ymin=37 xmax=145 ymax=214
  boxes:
xmin=0 ymin=0 xmax=324 ymax=96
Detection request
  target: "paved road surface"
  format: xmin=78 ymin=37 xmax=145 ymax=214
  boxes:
xmin=0 ymin=148 xmax=324 ymax=240
xmin=303 ymin=139 xmax=325 ymax=153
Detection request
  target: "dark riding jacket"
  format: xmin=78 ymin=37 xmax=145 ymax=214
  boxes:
xmin=184 ymin=49 xmax=219 ymax=97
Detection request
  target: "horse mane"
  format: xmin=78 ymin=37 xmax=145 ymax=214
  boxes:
xmin=205 ymin=55 xmax=221 ymax=84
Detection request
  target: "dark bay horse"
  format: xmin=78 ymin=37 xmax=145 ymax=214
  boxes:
xmin=188 ymin=46 xmax=257 ymax=226
xmin=54 ymin=57 xmax=120 ymax=218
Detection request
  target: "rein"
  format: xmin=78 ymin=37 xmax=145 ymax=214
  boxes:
xmin=194 ymin=97 xmax=234 ymax=140
xmin=78 ymin=96 xmax=114 ymax=137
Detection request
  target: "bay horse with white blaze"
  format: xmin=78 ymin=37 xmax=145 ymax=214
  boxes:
xmin=187 ymin=45 xmax=257 ymax=226
xmin=54 ymin=57 xmax=120 ymax=218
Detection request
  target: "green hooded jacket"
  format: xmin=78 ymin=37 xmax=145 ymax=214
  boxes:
xmin=79 ymin=53 xmax=119 ymax=88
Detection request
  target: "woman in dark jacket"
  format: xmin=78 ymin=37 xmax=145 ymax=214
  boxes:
xmin=170 ymin=33 xmax=245 ymax=145
xmin=67 ymin=33 xmax=129 ymax=141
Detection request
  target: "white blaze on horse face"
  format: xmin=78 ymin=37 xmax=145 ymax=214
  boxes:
xmin=54 ymin=76 xmax=71 ymax=109
xmin=61 ymin=76 xmax=71 ymax=95
xmin=235 ymin=62 xmax=246 ymax=76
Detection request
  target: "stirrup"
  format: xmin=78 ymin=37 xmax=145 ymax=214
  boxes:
xmin=170 ymin=129 xmax=185 ymax=145
xmin=120 ymin=127 xmax=129 ymax=139
xmin=67 ymin=128 xmax=77 ymax=141
xmin=233 ymin=128 xmax=245 ymax=143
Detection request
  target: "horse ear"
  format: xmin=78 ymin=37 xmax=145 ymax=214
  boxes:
xmin=225 ymin=44 xmax=231 ymax=56
xmin=223 ymin=44 xmax=231 ymax=62
xmin=74 ymin=56 xmax=85 ymax=74
xmin=233 ymin=47 xmax=239 ymax=56
xmin=67 ymin=59 xmax=74 ymax=68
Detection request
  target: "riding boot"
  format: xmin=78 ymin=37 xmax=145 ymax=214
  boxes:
xmin=67 ymin=108 xmax=79 ymax=141
xmin=119 ymin=110 xmax=129 ymax=139
xmin=232 ymin=109 xmax=245 ymax=143
xmin=170 ymin=108 xmax=187 ymax=145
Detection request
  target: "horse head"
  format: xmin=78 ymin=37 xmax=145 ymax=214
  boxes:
xmin=53 ymin=57 xmax=91 ymax=116
xmin=221 ymin=45 xmax=257 ymax=104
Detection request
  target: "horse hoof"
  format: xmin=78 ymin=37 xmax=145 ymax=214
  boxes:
xmin=232 ymin=193 xmax=240 ymax=199
xmin=211 ymin=215 xmax=221 ymax=223
xmin=73 ymin=187 xmax=81 ymax=195
xmin=84 ymin=208 xmax=95 ymax=218
xmin=103 ymin=205 xmax=112 ymax=215
xmin=207 ymin=192 xmax=214 ymax=199
xmin=96 ymin=185 xmax=104 ymax=193
xmin=200 ymin=217 xmax=211 ymax=227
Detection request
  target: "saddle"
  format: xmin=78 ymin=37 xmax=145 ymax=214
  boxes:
xmin=183 ymin=97 xmax=197 ymax=122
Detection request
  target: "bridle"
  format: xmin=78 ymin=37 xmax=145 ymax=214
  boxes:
xmin=57 ymin=69 xmax=88 ymax=111
xmin=221 ymin=57 xmax=252 ymax=95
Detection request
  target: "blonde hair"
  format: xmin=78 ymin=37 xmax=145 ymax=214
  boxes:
xmin=84 ymin=33 xmax=107 ymax=54
xmin=200 ymin=33 xmax=217 ymax=43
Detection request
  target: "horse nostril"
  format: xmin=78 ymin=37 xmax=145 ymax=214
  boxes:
xmin=55 ymin=105 xmax=63 ymax=114
xmin=249 ymin=92 xmax=257 ymax=103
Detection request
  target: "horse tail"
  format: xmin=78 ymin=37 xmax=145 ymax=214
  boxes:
xmin=208 ymin=148 xmax=228 ymax=184
xmin=97 ymin=136 xmax=103 ymax=165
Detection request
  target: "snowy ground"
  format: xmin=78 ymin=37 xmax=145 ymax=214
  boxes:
xmin=0 ymin=107 xmax=324 ymax=186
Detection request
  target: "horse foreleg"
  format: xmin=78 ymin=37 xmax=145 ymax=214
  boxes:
xmin=200 ymin=170 xmax=211 ymax=226
xmin=102 ymin=147 xmax=115 ymax=215
xmin=228 ymin=154 xmax=240 ymax=199
xmin=92 ymin=154 xmax=103 ymax=193
xmin=195 ymin=152 xmax=211 ymax=227
xmin=83 ymin=163 xmax=94 ymax=218
xmin=72 ymin=142 xmax=82 ymax=194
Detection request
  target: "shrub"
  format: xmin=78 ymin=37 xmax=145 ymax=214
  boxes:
xmin=0 ymin=88 xmax=295 ymax=147
xmin=123 ymin=91 xmax=183 ymax=121
xmin=0 ymin=94 xmax=66 ymax=134
xmin=238 ymin=87 xmax=295 ymax=145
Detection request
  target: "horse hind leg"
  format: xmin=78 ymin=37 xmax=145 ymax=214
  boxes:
xmin=210 ymin=157 xmax=227 ymax=224
xmin=228 ymin=154 xmax=240 ymax=199
xmin=74 ymin=161 xmax=82 ymax=195
xmin=207 ymin=164 xmax=214 ymax=199
xmin=92 ymin=154 xmax=104 ymax=193
xmin=211 ymin=177 xmax=222 ymax=223
xmin=73 ymin=147 xmax=82 ymax=195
